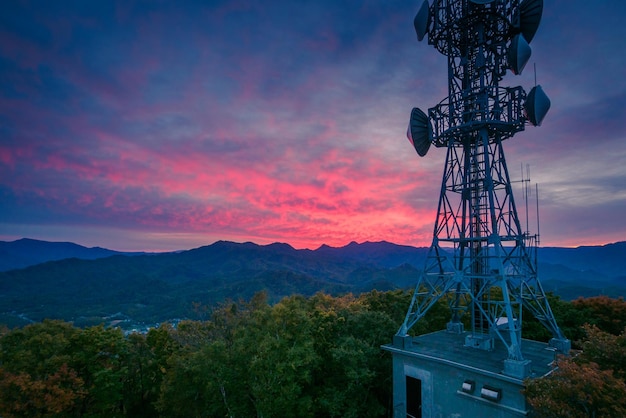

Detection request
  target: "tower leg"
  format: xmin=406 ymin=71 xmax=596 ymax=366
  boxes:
xmin=549 ymin=337 xmax=571 ymax=354
xmin=504 ymin=359 xmax=532 ymax=379
xmin=446 ymin=321 xmax=464 ymax=334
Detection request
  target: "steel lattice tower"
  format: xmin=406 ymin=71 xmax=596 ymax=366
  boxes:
xmin=398 ymin=0 xmax=570 ymax=374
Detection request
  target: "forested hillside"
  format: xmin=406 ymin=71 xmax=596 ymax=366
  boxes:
xmin=1 ymin=290 xmax=625 ymax=417
xmin=0 ymin=240 xmax=428 ymax=328
xmin=1 ymin=239 xmax=624 ymax=329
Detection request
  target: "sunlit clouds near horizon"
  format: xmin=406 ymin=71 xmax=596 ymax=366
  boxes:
xmin=1 ymin=0 xmax=625 ymax=252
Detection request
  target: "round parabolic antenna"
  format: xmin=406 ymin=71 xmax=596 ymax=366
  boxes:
xmin=407 ymin=107 xmax=432 ymax=157
xmin=525 ymin=85 xmax=550 ymax=126
xmin=520 ymin=0 xmax=543 ymax=43
xmin=413 ymin=0 xmax=430 ymax=42
xmin=508 ymin=34 xmax=531 ymax=75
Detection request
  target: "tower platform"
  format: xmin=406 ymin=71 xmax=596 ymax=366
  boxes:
xmin=382 ymin=330 xmax=557 ymax=418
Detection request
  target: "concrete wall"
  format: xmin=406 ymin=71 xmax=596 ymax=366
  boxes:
xmin=391 ymin=352 xmax=529 ymax=418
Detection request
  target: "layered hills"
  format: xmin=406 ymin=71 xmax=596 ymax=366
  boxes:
xmin=0 ymin=238 xmax=624 ymax=328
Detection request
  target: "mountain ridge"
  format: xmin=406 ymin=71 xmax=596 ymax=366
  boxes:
xmin=3 ymin=237 xmax=624 ymax=273
xmin=0 ymin=238 xmax=147 ymax=272
xmin=0 ymin=238 xmax=623 ymax=328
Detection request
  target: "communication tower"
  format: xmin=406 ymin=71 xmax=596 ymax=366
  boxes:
xmin=384 ymin=1 xmax=570 ymax=416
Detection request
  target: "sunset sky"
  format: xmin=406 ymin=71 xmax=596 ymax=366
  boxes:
xmin=2 ymin=0 xmax=625 ymax=252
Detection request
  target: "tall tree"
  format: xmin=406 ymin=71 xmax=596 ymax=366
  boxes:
xmin=572 ymin=296 xmax=626 ymax=336
xmin=525 ymin=323 xmax=626 ymax=417
xmin=0 ymin=320 xmax=86 ymax=417
xmin=68 ymin=325 xmax=127 ymax=417
xmin=578 ymin=324 xmax=626 ymax=379
xmin=525 ymin=357 xmax=626 ymax=418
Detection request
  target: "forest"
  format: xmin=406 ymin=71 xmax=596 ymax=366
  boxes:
xmin=1 ymin=290 xmax=625 ymax=417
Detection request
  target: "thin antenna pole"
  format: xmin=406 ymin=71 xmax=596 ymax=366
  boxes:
xmin=535 ymin=183 xmax=540 ymax=246
xmin=534 ymin=63 xmax=537 ymax=87
xmin=526 ymin=164 xmax=530 ymax=236
xmin=520 ymin=163 xmax=524 ymax=234
xmin=521 ymin=163 xmax=530 ymax=237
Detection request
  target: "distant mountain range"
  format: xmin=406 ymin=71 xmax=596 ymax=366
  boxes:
xmin=0 ymin=238 xmax=624 ymax=328
xmin=0 ymin=238 xmax=146 ymax=271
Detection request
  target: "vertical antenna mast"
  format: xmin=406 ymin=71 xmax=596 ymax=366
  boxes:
xmin=536 ymin=183 xmax=541 ymax=246
xmin=522 ymin=163 xmax=531 ymax=238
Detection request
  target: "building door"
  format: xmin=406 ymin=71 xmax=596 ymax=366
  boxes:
xmin=406 ymin=376 xmax=422 ymax=418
